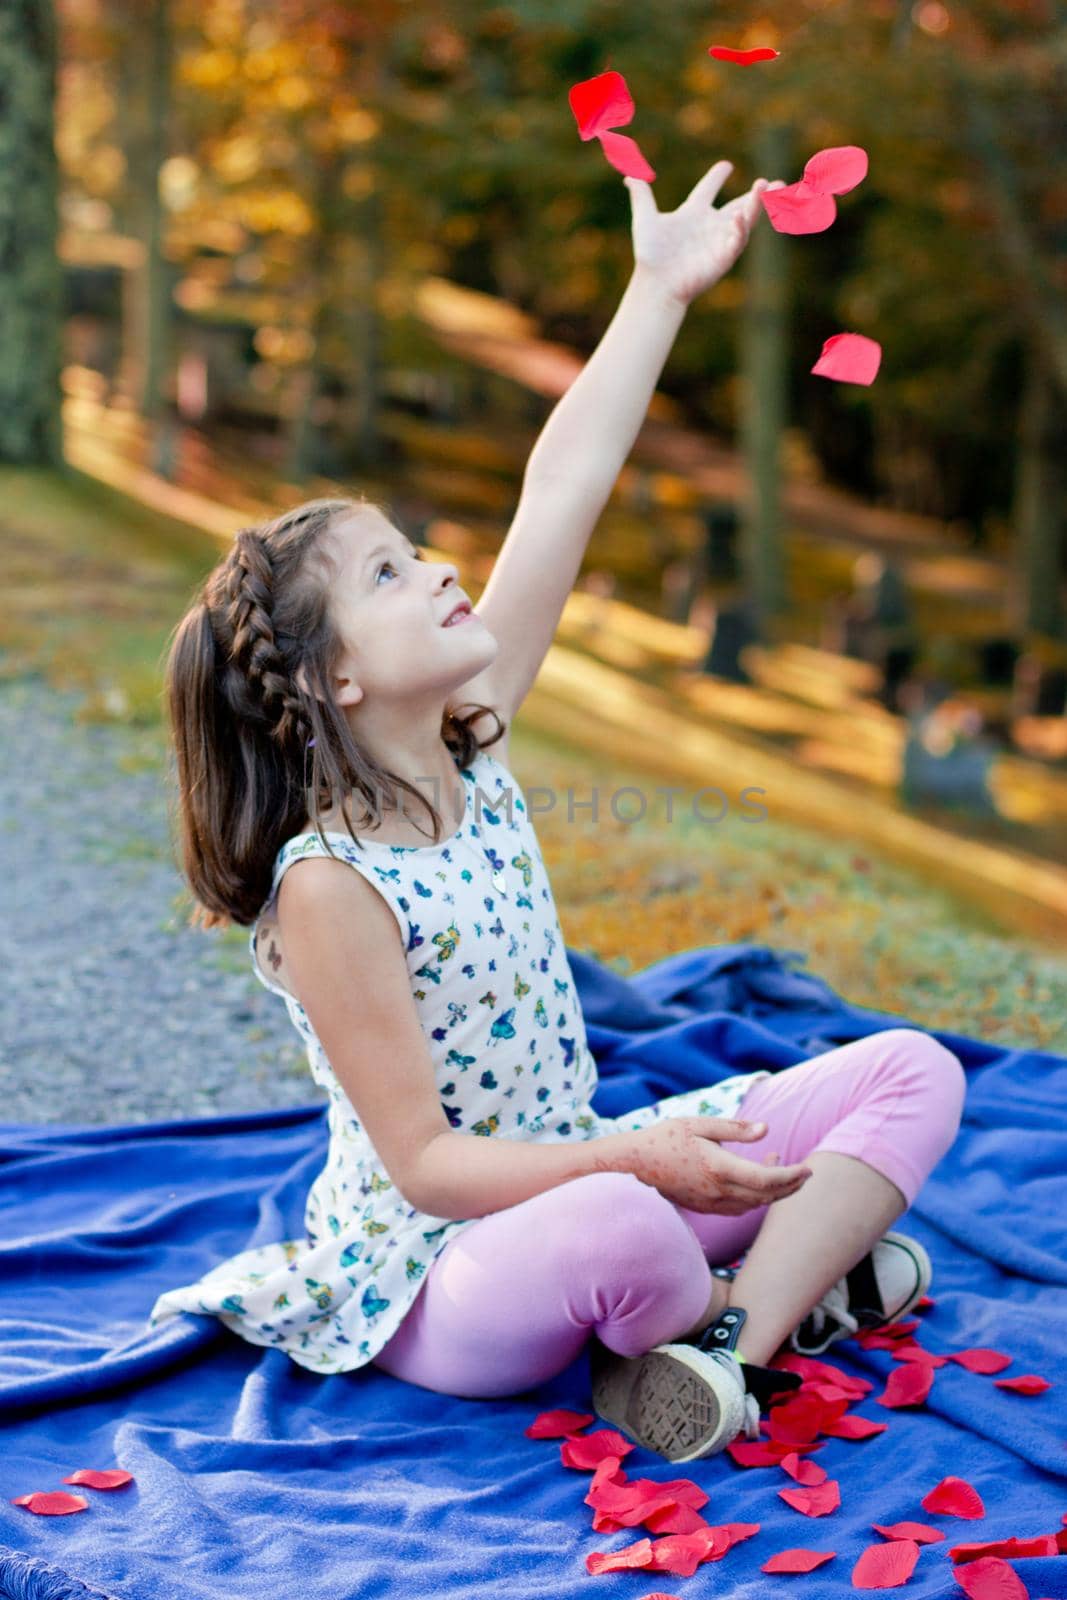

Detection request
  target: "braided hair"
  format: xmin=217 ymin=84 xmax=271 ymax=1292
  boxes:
xmin=162 ymin=495 xmax=505 ymax=930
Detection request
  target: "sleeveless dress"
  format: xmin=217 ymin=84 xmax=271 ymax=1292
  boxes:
xmin=148 ymin=746 xmax=770 ymax=1373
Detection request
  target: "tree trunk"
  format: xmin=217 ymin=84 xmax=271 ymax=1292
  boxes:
xmin=1011 ymin=341 xmax=1066 ymax=640
xmin=738 ymin=119 xmax=792 ymax=630
xmin=0 ymin=0 xmax=64 ymax=467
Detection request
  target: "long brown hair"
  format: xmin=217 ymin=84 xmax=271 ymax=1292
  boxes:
xmin=162 ymin=494 xmax=505 ymax=930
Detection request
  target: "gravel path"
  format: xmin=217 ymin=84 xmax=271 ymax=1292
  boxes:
xmin=1 ymin=674 xmax=321 ymax=1125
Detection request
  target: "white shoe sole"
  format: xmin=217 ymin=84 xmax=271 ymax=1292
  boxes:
xmin=590 ymin=1340 xmax=747 ymax=1463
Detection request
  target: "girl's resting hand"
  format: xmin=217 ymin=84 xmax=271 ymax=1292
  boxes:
xmin=616 ymin=1115 xmax=813 ymax=1215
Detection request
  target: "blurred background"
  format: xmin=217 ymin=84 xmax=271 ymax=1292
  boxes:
xmin=2 ymin=0 xmax=1066 ymax=1124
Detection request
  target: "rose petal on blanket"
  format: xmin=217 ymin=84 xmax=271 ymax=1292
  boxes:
xmin=647 ymin=1526 xmax=731 ymax=1575
xmin=920 ymin=1476 xmax=986 ymax=1519
xmin=821 ymin=1413 xmax=889 ymax=1440
xmin=568 ymin=70 xmax=634 ymax=140
xmin=768 ymin=1392 xmax=850 ymax=1444
xmin=526 ymin=1408 xmax=594 ymax=1438
xmin=893 ymin=1347 xmax=949 ymax=1369
xmin=873 ymin=1522 xmax=945 ymax=1545
xmin=728 ymin=1437 xmax=825 ymax=1468
xmin=587 ymin=1537 xmax=654 ymax=1574
xmin=811 ymin=333 xmax=882 ymax=386
xmin=951 ymin=1535 xmax=1059 ymax=1562
xmin=597 ymin=130 xmax=656 ymax=182
xmin=707 ymin=45 xmax=780 ymax=63
xmin=763 ymin=1548 xmax=837 ymax=1572
xmin=561 ymin=1428 xmax=634 ymax=1469
xmin=851 ymin=1538 xmax=920 ymax=1588
xmin=771 ymin=1354 xmax=872 ymax=1397
xmin=61 ymin=1468 xmax=134 ymax=1489
xmin=916 ymin=1295 xmax=935 ymax=1311
xmin=719 ymin=1522 xmax=761 ymax=1548
xmin=11 ymin=1491 xmax=89 ymax=1515
xmin=802 ymin=145 xmax=869 ymax=196
xmin=952 ymin=1556 xmax=1031 ymax=1600
xmin=779 ymin=1479 xmax=842 ymax=1517
xmin=877 ymin=1360 xmax=935 ymax=1408
xmin=761 ymin=181 xmax=837 ymax=235
xmin=643 ymin=1501 xmax=710 ymax=1536
xmin=993 ymin=1374 xmax=1050 ymax=1395
xmin=949 ymin=1348 xmax=1013 ymax=1375
xmin=780 ymin=1450 xmax=829 ymax=1486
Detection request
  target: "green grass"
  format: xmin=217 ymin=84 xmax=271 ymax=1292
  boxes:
xmin=2 ymin=462 xmax=1063 ymax=1055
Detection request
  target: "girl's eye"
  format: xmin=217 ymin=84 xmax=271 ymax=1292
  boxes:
xmin=375 ymin=550 xmax=424 ymax=586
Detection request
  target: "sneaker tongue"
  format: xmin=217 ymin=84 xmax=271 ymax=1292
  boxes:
xmin=738 ymin=1362 xmax=804 ymax=1411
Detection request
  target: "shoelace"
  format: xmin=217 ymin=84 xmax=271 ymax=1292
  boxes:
xmin=804 ymin=1278 xmax=860 ymax=1341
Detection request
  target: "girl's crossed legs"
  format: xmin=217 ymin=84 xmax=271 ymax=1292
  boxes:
xmin=371 ymin=1028 xmax=965 ymax=1399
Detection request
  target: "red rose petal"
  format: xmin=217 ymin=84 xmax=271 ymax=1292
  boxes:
xmin=802 ymin=145 xmax=869 ymax=196
xmin=647 ymin=1526 xmax=732 ymax=1576
xmin=952 ymin=1536 xmax=1059 ymax=1563
xmin=61 ymin=1469 xmax=134 ymax=1490
xmin=877 ymin=1361 xmax=935 ymax=1408
xmin=720 ymin=1522 xmax=761 ymax=1548
xmin=707 ymin=45 xmax=780 ymax=64
xmin=920 ymin=1476 xmax=986 ymax=1519
xmin=950 ymin=1348 xmax=1012 ymax=1375
xmin=873 ymin=1522 xmax=945 ymax=1545
xmin=893 ymin=1346 xmax=949 ymax=1369
xmin=587 ymin=1537 xmax=654 ymax=1574
xmin=779 ymin=1479 xmax=841 ymax=1517
xmin=763 ymin=1548 xmax=837 ymax=1573
xmin=526 ymin=1408 xmax=594 ymax=1438
xmin=851 ymin=1538 xmax=921 ymax=1588
xmin=768 ymin=1392 xmax=849 ymax=1444
xmin=771 ymin=1354 xmax=872 ymax=1397
xmin=822 ymin=1414 xmax=889 ymax=1440
xmin=993 ymin=1374 xmax=1050 ymax=1395
xmin=11 ymin=1491 xmax=89 ymax=1516
xmin=597 ymin=130 xmax=656 ymax=182
xmin=812 ymin=333 xmax=882 ymax=386
xmin=643 ymin=1501 xmax=709 ymax=1536
xmin=780 ymin=1451 xmax=829 ymax=1486
xmin=952 ymin=1556 xmax=1031 ymax=1600
xmin=561 ymin=1428 xmax=634 ymax=1470
xmin=916 ymin=1295 xmax=935 ymax=1310
xmin=728 ymin=1437 xmax=824 ymax=1468
xmin=568 ymin=70 xmax=634 ymax=141
xmin=761 ymin=181 xmax=837 ymax=235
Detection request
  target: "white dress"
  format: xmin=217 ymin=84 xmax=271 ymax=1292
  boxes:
xmin=148 ymin=746 xmax=770 ymax=1372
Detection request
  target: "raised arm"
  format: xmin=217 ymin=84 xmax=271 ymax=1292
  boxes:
xmin=473 ymin=162 xmax=783 ymax=725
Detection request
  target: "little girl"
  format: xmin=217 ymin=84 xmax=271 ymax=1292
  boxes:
xmin=149 ymin=160 xmax=966 ymax=1464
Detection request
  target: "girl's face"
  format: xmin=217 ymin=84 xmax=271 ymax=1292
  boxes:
xmin=323 ymin=508 xmax=498 ymax=713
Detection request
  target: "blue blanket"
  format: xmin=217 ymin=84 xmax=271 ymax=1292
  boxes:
xmin=2 ymin=943 xmax=1064 ymax=1600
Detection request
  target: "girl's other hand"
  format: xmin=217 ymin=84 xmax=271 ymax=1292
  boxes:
xmin=616 ymin=1114 xmax=813 ymax=1215
xmin=626 ymin=161 xmax=789 ymax=311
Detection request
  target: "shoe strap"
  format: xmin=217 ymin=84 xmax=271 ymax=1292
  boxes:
xmin=695 ymin=1307 xmax=805 ymax=1412
xmin=694 ymin=1306 xmax=747 ymax=1356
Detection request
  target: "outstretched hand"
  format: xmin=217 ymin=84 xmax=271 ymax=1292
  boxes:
xmin=626 ymin=160 xmax=788 ymax=310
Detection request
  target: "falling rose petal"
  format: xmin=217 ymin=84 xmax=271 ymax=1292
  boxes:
xmin=920 ymin=1476 xmax=986 ymax=1519
xmin=952 ymin=1535 xmax=1059 ymax=1562
xmin=802 ymin=145 xmax=869 ymax=196
xmin=877 ymin=1361 xmax=935 ymax=1408
xmin=708 ymin=45 xmax=780 ymax=64
xmin=561 ymin=1428 xmax=634 ymax=1470
xmin=780 ymin=1451 xmax=829 ymax=1486
xmin=61 ymin=1469 xmax=134 ymax=1490
xmin=811 ymin=333 xmax=882 ymax=387
xmin=851 ymin=1539 xmax=921 ymax=1588
xmin=526 ymin=1408 xmax=594 ymax=1438
xmin=568 ymin=70 xmax=634 ymax=141
xmin=993 ymin=1374 xmax=1050 ymax=1395
xmin=873 ymin=1522 xmax=945 ymax=1545
xmin=763 ymin=1548 xmax=837 ymax=1573
xmin=587 ymin=1538 xmax=654 ymax=1575
xmin=11 ymin=1491 xmax=89 ymax=1515
xmin=779 ymin=1479 xmax=841 ymax=1517
xmin=822 ymin=1414 xmax=888 ymax=1440
xmin=761 ymin=181 xmax=837 ymax=235
xmin=952 ymin=1556 xmax=1031 ymax=1600
xmin=949 ymin=1348 xmax=1012 ymax=1375
xmin=597 ymin=130 xmax=656 ymax=182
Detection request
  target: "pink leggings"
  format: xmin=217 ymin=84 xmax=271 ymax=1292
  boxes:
xmin=371 ymin=1028 xmax=966 ymax=1399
